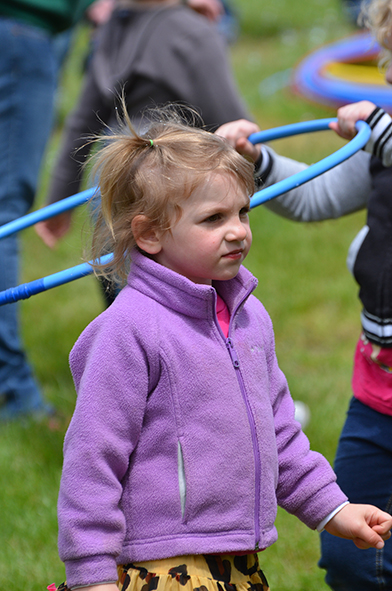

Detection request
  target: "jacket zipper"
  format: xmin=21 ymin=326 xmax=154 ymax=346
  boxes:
xmin=225 ymin=336 xmax=261 ymax=550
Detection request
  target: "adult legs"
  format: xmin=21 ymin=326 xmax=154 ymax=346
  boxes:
xmin=0 ymin=18 xmax=57 ymax=419
xmin=319 ymin=397 xmax=392 ymax=590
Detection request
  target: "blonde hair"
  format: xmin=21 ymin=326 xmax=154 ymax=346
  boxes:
xmin=360 ymin=0 xmax=392 ymax=61
xmin=88 ymin=105 xmax=255 ymax=283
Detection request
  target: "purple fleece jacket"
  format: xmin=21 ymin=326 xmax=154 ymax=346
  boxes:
xmin=58 ymin=250 xmax=347 ymax=588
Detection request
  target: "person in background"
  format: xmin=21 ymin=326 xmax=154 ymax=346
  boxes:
xmin=216 ymin=3 xmax=392 ymax=589
xmin=0 ymin=0 xmax=96 ymax=421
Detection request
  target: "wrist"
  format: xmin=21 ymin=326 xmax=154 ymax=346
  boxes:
xmin=317 ymin=501 xmax=350 ymax=532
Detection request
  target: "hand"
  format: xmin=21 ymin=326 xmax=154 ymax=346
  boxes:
xmin=325 ymin=503 xmax=392 ymax=550
xmin=215 ymin=119 xmax=261 ymax=163
xmin=86 ymin=0 xmax=115 ymax=26
xmin=35 ymin=211 xmax=72 ymax=249
xmin=329 ymin=101 xmax=377 ymax=140
xmin=187 ymin=0 xmax=224 ymax=21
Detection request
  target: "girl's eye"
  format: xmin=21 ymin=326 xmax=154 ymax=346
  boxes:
xmin=205 ymin=213 xmax=222 ymax=223
xmin=240 ymin=207 xmax=250 ymax=217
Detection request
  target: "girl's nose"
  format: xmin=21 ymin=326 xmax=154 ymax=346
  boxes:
xmin=226 ymin=218 xmax=248 ymax=241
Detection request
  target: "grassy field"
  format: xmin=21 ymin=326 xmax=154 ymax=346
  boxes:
xmin=0 ymin=1 xmax=368 ymax=589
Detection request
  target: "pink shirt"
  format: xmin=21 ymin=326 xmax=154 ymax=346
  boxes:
xmin=352 ymin=333 xmax=392 ymax=416
xmin=216 ymin=294 xmax=230 ymax=337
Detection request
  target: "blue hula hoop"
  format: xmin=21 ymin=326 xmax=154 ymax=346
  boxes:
xmin=0 ymin=118 xmax=371 ymax=306
xmin=0 ymin=186 xmax=97 ymax=241
xmin=249 ymin=118 xmax=370 ymax=208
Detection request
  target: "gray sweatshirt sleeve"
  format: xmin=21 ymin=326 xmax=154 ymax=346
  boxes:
xmin=146 ymin=9 xmax=251 ymax=129
xmin=46 ymin=67 xmax=112 ymax=205
xmin=259 ymin=148 xmax=371 ymax=222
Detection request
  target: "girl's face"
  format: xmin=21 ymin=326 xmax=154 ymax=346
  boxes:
xmin=154 ymin=172 xmax=252 ymax=285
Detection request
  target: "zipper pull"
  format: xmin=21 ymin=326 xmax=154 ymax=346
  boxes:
xmin=226 ymin=338 xmax=240 ymax=368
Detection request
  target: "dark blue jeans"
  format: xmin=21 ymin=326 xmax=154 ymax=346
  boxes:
xmin=0 ymin=18 xmax=57 ymax=418
xmin=319 ymin=397 xmax=392 ymax=590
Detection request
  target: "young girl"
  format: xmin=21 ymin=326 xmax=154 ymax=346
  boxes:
xmin=55 ymin=107 xmax=392 ymax=591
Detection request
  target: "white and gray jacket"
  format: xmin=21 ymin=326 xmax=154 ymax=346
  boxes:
xmin=257 ymin=107 xmax=392 ymax=345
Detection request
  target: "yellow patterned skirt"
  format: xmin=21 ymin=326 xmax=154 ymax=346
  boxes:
xmin=117 ymin=554 xmax=269 ymax=591
xmin=56 ymin=553 xmax=269 ymax=591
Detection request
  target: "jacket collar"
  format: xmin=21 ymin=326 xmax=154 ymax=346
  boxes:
xmin=127 ymin=249 xmax=258 ymax=319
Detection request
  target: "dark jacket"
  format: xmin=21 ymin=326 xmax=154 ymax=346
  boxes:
xmin=353 ymin=157 xmax=392 ymax=345
xmin=0 ymin=0 xmax=93 ymax=34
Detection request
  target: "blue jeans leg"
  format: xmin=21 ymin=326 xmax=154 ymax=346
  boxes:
xmin=0 ymin=18 xmax=57 ymax=418
xmin=319 ymin=397 xmax=392 ymax=590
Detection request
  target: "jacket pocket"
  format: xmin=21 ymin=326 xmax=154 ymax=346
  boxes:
xmin=177 ymin=440 xmax=187 ymax=521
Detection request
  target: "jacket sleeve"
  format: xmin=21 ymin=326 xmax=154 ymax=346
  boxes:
xmin=46 ymin=66 xmax=112 ymax=205
xmin=258 ymin=148 xmax=371 ymax=222
xmin=58 ymin=309 xmax=158 ymax=588
xmin=176 ymin=28 xmax=251 ymax=128
xmin=260 ymin=309 xmax=348 ymax=529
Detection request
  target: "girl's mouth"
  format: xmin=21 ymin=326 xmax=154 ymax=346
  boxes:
xmin=223 ymin=249 xmax=243 ymax=259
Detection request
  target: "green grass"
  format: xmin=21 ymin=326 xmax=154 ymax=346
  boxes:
xmin=0 ymin=3 xmax=366 ymax=589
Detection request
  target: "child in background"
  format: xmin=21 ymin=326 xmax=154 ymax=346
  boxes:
xmin=215 ymin=4 xmax=392 ymax=590
xmin=53 ymin=105 xmax=392 ymax=591
xmin=328 ymin=0 xmax=392 ymax=164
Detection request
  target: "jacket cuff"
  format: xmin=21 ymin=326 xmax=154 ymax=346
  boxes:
xmin=65 ymin=554 xmax=118 ymax=590
xmin=365 ymin=106 xmax=392 ymax=166
xmin=293 ymin=482 xmax=348 ymax=531
xmin=71 ymin=583 xmax=117 ymax=590
xmin=254 ymin=145 xmax=273 ymax=188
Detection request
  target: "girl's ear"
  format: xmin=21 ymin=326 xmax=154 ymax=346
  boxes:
xmin=131 ymin=214 xmax=163 ymax=255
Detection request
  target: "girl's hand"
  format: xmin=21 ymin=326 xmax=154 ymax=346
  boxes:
xmin=215 ymin=119 xmax=261 ymax=163
xmin=324 ymin=503 xmax=392 ymax=550
xmin=329 ymin=101 xmax=377 ymax=140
